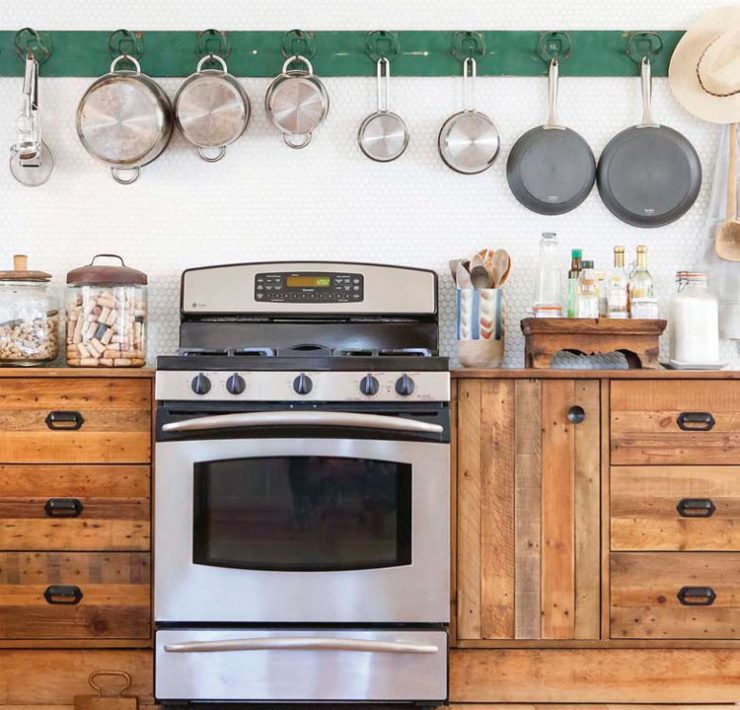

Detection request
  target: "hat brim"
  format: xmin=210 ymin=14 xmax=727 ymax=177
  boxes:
xmin=669 ymin=5 xmax=740 ymax=124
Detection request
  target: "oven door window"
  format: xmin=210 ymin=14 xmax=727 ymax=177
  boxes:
xmin=193 ymin=456 xmax=412 ymax=572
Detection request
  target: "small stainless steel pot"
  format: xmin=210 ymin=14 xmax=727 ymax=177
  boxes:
xmin=76 ymin=55 xmax=173 ymax=185
xmin=175 ymin=54 xmax=250 ymax=163
xmin=265 ymin=55 xmax=329 ymax=149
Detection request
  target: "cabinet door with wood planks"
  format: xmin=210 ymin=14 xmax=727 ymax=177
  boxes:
xmin=456 ymin=378 xmax=601 ymax=642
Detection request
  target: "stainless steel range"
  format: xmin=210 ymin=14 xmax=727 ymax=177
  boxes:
xmin=154 ymin=262 xmax=450 ymax=706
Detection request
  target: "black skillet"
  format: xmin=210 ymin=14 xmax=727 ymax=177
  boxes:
xmin=597 ymin=57 xmax=701 ymax=228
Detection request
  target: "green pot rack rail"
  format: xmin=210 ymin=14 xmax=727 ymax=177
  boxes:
xmin=0 ymin=28 xmax=685 ymax=78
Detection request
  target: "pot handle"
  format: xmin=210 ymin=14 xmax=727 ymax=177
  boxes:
xmin=111 ymin=166 xmax=141 ymax=185
xmin=196 ymin=54 xmax=228 ymax=74
xmin=284 ymin=132 xmax=312 ymax=150
xmin=197 ymin=146 xmax=227 ymax=162
xmin=281 ymin=54 xmax=313 ymax=76
xmin=110 ymin=54 xmax=141 ymax=75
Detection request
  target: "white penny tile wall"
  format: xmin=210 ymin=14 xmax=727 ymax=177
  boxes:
xmin=0 ymin=0 xmax=734 ymax=367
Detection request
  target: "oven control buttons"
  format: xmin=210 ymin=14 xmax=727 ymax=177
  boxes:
xmin=293 ymin=373 xmax=313 ymax=395
xmin=191 ymin=373 xmax=212 ymax=395
xmin=226 ymin=373 xmax=246 ymax=395
xmin=395 ymin=374 xmax=415 ymax=396
xmin=359 ymin=374 xmax=380 ymax=396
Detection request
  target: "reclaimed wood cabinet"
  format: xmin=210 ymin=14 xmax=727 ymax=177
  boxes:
xmin=452 ymin=371 xmax=740 ymax=705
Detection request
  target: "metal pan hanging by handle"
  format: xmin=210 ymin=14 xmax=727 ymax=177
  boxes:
xmin=358 ymin=58 xmax=409 ymax=162
xmin=597 ymin=56 xmax=702 ymax=228
xmin=507 ymin=57 xmax=596 ymax=215
xmin=438 ymin=57 xmax=500 ymax=175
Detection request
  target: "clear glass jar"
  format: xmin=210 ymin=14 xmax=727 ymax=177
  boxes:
xmin=65 ymin=255 xmax=147 ymax=367
xmin=533 ymin=232 xmax=563 ymax=312
xmin=670 ymin=271 xmax=720 ymax=364
xmin=0 ymin=255 xmax=59 ymax=366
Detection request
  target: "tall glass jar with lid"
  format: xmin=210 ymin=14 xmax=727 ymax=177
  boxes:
xmin=669 ymin=271 xmax=720 ymax=365
xmin=0 ymin=255 xmax=59 ymax=365
xmin=65 ymin=254 xmax=147 ymax=367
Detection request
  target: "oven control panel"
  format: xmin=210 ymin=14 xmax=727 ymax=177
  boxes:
xmin=255 ymin=272 xmax=364 ymax=303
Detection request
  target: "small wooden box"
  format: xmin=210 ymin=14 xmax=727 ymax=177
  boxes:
xmin=521 ymin=317 xmax=667 ymax=369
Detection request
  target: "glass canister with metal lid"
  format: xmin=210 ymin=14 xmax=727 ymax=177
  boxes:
xmin=0 ymin=254 xmax=59 ymax=365
xmin=65 ymin=254 xmax=147 ymax=367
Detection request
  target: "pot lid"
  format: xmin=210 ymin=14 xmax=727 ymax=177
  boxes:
xmin=0 ymin=254 xmax=52 ymax=282
xmin=66 ymin=254 xmax=148 ymax=285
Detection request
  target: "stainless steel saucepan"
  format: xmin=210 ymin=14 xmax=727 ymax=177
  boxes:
xmin=76 ymin=55 xmax=173 ymax=184
xmin=265 ymin=55 xmax=329 ymax=149
xmin=175 ymin=54 xmax=251 ymax=163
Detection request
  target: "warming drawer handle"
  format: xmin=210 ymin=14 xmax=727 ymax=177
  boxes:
xmin=676 ymin=498 xmax=716 ymax=518
xmin=44 ymin=497 xmax=84 ymax=518
xmin=677 ymin=412 xmax=715 ymax=431
xmin=162 ymin=410 xmax=443 ymax=435
xmin=164 ymin=637 xmax=440 ymax=654
xmin=44 ymin=585 xmax=83 ymax=605
xmin=677 ymin=586 xmax=716 ymax=606
xmin=45 ymin=410 xmax=85 ymax=431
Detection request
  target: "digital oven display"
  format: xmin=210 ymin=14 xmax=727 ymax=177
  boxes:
xmin=287 ymin=276 xmax=332 ymax=288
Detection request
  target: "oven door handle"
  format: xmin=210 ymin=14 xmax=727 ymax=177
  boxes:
xmin=162 ymin=410 xmax=443 ymax=434
xmin=164 ymin=637 xmax=439 ymax=654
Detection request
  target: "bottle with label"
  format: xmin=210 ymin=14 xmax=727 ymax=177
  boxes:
xmin=577 ymin=260 xmax=599 ymax=318
xmin=629 ymin=245 xmax=658 ymax=318
xmin=607 ymin=246 xmax=629 ymax=319
xmin=566 ymin=248 xmax=582 ymax=318
xmin=596 ymin=271 xmax=607 ymax=317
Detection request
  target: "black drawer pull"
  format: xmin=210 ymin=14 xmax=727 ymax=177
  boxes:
xmin=44 ymin=497 xmax=84 ymax=518
xmin=567 ymin=405 xmax=586 ymax=424
xmin=45 ymin=410 xmax=84 ymax=431
xmin=677 ymin=412 xmax=715 ymax=431
xmin=44 ymin=585 xmax=83 ymax=605
xmin=677 ymin=498 xmax=716 ymax=518
xmin=677 ymin=586 xmax=716 ymax=606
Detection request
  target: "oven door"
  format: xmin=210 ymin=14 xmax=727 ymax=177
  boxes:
xmin=155 ymin=411 xmax=449 ymax=624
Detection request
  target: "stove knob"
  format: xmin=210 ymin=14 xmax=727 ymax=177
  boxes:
xmin=191 ymin=373 xmax=212 ymax=396
xmin=226 ymin=373 xmax=246 ymax=395
xmin=293 ymin=373 xmax=313 ymax=395
xmin=360 ymin=374 xmax=380 ymax=396
xmin=395 ymin=374 xmax=415 ymax=397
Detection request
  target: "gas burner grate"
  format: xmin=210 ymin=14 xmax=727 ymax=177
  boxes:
xmin=177 ymin=347 xmax=276 ymax=357
xmin=333 ymin=347 xmax=433 ymax=358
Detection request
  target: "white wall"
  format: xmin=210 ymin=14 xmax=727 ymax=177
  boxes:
xmin=0 ymin=0 xmax=732 ymax=366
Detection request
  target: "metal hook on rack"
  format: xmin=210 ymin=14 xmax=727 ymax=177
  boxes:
xmin=451 ymin=31 xmax=485 ymax=63
xmin=280 ymin=29 xmax=316 ymax=61
xmin=108 ymin=29 xmax=144 ymax=61
xmin=196 ymin=29 xmax=231 ymax=61
xmin=366 ymin=30 xmax=400 ymax=62
xmin=14 ymin=28 xmax=52 ymax=64
xmin=625 ymin=31 xmax=663 ymax=65
xmin=537 ymin=31 xmax=572 ymax=63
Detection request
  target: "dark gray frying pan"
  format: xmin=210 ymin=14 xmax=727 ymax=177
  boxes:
xmin=597 ymin=57 xmax=701 ymax=228
xmin=507 ymin=58 xmax=596 ymax=215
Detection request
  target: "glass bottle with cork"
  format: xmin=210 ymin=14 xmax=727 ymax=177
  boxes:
xmin=566 ymin=249 xmax=582 ymax=318
xmin=629 ymin=245 xmax=658 ymax=318
xmin=607 ymin=246 xmax=629 ymax=319
xmin=577 ymin=260 xmax=599 ymax=318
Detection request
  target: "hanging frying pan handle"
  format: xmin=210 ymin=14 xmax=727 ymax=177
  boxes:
xmin=462 ymin=57 xmax=476 ymax=112
xmin=543 ymin=58 xmax=562 ymax=129
xmin=639 ymin=57 xmax=659 ymax=128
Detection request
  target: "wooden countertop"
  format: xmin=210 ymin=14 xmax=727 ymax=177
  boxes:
xmin=452 ymin=368 xmax=740 ymax=379
xmin=0 ymin=367 xmax=154 ymax=377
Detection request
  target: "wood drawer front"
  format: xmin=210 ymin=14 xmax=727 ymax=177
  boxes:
xmin=0 ymin=464 xmax=150 ymax=552
xmin=0 ymin=378 xmax=150 ymax=463
xmin=611 ymin=380 xmax=740 ymax=465
xmin=611 ymin=466 xmax=740 ymax=551
xmin=611 ymin=552 xmax=740 ymax=639
xmin=0 ymin=552 xmax=150 ymax=640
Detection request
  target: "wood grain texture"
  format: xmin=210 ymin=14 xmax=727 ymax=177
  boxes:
xmin=480 ymin=380 xmax=515 ymax=639
xmin=0 ymin=465 xmax=150 ymax=551
xmin=514 ymin=379 xmax=542 ymax=640
xmin=0 ymin=650 xmax=153 ymax=704
xmin=0 ymin=552 xmax=150 ymax=639
xmin=574 ymin=381 xmax=601 ymax=639
xmin=453 ymin=369 xmax=740 ymax=379
xmin=611 ymin=552 xmax=740 ymax=640
xmin=541 ymin=380 xmax=576 ymax=639
xmin=0 ymin=369 xmax=153 ymax=378
xmin=611 ymin=380 xmax=740 ymax=465
xmin=600 ymin=379 xmax=611 ymax=639
xmin=449 ymin=379 xmax=458 ymax=646
xmin=449 ymin=648 xmax=740 ymax=702
xmin=0 ymin=379 xmax=150 ymax=463
xmin=457 ymin=379 xmax=482 ymax=639
xmin=611 ymin=466 xmax=740 ymax=551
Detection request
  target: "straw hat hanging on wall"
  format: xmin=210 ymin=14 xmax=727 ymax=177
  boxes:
xmin=669 ymin=5 xmax=740 ymax=124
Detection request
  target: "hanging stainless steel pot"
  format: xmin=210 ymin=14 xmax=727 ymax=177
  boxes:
xmin=265 ymin=55 xmax=329 ymax=149
xmin=175 ymin=54 xmax=250 ymax=163
xmin=76 ymin=55 xmax=173 ymax=185
xmin=438 ymin=57 xmax=500 ymax=174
